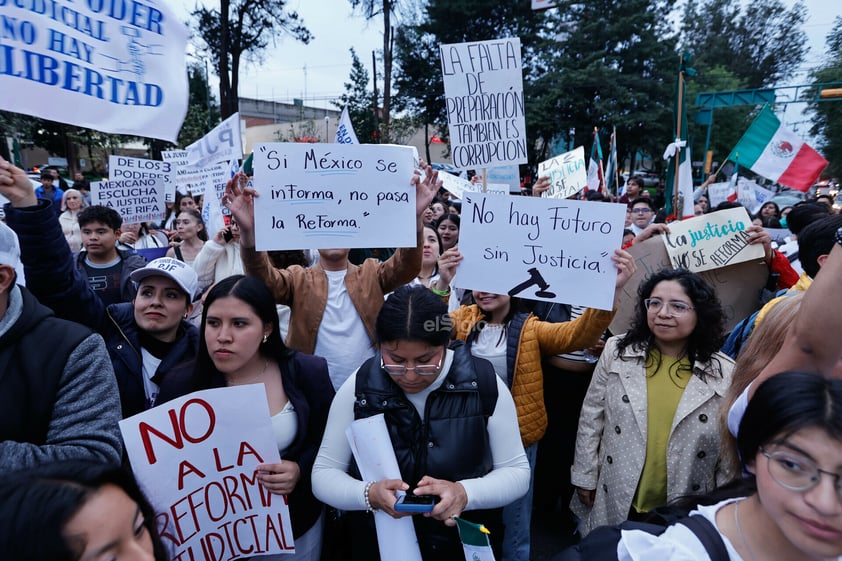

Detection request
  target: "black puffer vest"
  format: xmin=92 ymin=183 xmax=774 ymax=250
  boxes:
xmin=347 ymin=344 xmax=503 ymax=561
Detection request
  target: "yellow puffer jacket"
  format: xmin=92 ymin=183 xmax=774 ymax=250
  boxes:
xmin=450 ymin=305 xmax=615 ymax=447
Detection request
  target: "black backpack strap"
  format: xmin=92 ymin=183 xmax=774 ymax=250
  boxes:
xmin=677 ymin=515 xmax=730 ymax=561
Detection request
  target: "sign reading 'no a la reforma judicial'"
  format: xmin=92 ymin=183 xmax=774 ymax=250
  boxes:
xmin=440 ymin=38 xmax=527 ymax=171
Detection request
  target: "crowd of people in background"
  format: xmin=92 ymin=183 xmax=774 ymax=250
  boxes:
xmin=3 ymin=153 xmax=842 ymax=561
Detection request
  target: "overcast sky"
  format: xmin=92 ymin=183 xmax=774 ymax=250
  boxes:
xmin=175 ymin=0 xmax=840 ymax=128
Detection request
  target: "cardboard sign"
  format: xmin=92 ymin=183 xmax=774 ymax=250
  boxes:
xmin=662 ymin=207 xmax=765 ymax=272
xmin=252 ymin=143 xmax=417 ymax=251
xmin=538 ymin=146 xmax=588 ymax=199
xmin=455 ymin=194 xmax=626 ymax=310
xmin=608 ymin=236 xmax=769 ymax=335
xmin=120 ymin=385 xmax=294 ymax=559
xmin=109 ymin=155 xmax=174 ymax=202
xmin=186 ymin=113 xmax=244 ymax=169
xmin=440 ymin=37 xmax=528 ymax=170
xmin=91 ymin=179 xmax=166 ymax=225
xmin=0 ymin=1 xmax=189 ymax=142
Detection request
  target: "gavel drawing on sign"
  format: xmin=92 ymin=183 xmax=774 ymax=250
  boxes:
xmin=508 ymin=267 xmax=556 ymax=299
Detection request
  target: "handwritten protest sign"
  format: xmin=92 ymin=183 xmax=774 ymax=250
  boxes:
xmin=736 ymin=177 xmax=775 ymax=215
xmin=608 ymin=236 xmax=769 ymax=334
xmin=120 ymin=385 xmax=294 ymax=559
xmin=662 ymin=207 xmax=764 ymax=272
xmin=252 ymin=143 xmax=416 ymax=250
xmin=456 ymin=194 xmax=626 ymax=309
xmin=440 ymin=38 xmax=527 ymax=170
xmin=186 ymin=113 xmax=244 ymax=168
xmin=91 ymin=179 xmax=166 ymax=225
xmin=538 ymin=147 xmax=588 ymax=199
xmin=0 ymin=1 xmax=189 ymax=142
xmin=109 ymin=155 xmax=174 ymax=202
xmin=162 ymin=150 xmax=207 ymax=197
xmin=439 ymin=172 xmax=508 ymax=199
xmin=439 ymin=171 xmax=474 ymax=199
xmin=707 ymin=181 xmax=735 ymax=208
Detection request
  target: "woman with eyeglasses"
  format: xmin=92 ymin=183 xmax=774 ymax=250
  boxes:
xmin=571 ymin=268 xmax=734 ymax=536
xmin=615 ymin=371 xmax=842 ymax=561
xmin=311 ymin=285 xmax=531 ymax=561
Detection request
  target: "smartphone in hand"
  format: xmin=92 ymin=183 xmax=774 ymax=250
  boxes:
xmin=222 ymin=227 xmax=234 ymax=243
xmin=394 ymin=494 xmax=437 ymax=513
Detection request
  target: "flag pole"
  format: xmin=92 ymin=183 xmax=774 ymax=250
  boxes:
xmin=673 ymin=55 xmax=684 ymax=219
xmin=612 ymin=126 xmax=620 ymax=197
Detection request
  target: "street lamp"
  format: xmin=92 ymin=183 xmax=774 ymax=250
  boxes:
xmin=325 ymin=116 xmax=330 ymax=143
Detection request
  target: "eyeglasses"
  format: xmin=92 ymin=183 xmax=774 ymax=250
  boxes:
xmin=631 ymin=208 xmax=652 ymax=215
xmin=644 ymin=298 xmax=694 ymax=317
xmin=761 ymin=447 xmax=842 ymax=496
xmin=380 ymin=349 xmax=444 ymax=376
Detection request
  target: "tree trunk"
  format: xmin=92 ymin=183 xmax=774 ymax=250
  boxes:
xmin=219 ymin=0 xmax=235 ymax=118
xmin=381 ymin=0 xmax=392 ymax=141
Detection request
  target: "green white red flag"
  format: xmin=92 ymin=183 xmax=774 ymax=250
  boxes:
xmin=726 ymin=105 xmax=827 ymax=192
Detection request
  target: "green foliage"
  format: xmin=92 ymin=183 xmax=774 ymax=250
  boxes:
xmin=532 ymin=0 xmax=677 ymax=170
xmin=807 ymin=17 xmax=842 ymax=178
xmin=334 ymin=48 xmax=380 ymax=143
xmin=176 ymin=64 xmax=222 ymax=148
xmin=392 ymin=0 xmax=549 ymax=166
xmin=680 ymin=0 xmax=808 ymax=89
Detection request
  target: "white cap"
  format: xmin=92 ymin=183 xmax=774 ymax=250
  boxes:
xmin=0 ymin=221 xmax=21 ymax=269
xmin=130 ymin=257 xmax=198 ymax=300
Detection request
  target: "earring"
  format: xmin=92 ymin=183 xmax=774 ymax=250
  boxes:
xmin=262 ymin=335 xmax=268 ymax=344
xmin=183 ymin=313 xmax=188 ymax=319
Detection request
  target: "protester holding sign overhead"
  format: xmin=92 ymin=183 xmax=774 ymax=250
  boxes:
xmin=1 ymin=158 xmax=200 ymax=418
xmin=158 ymin=275 xmax=334 ymax=560
xmin=432 ymin=245 xmax=635 ymax=561
xmin=571 ymin=268 xmax=734 ymax=536
xmin=223 ymin=163 xmax=440 ymax=390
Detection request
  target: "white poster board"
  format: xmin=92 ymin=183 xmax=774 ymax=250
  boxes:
xmin=456 ymin=193 xmax=626 ymax=309
xmin=0 ymin=1 xmax=189 ymax=142
xmin=109 ymin=155 xmax=174 ymax=202
xmin=252 ymin=143 xmax=417 ymax=250
xmin=485 ymin=164 xmax=522 ymax=193
xmin=91 ymin=179 xmax=166 ymax=225
xmin=346 ymin=416 xmax=423 ymax=561
xmin=706 ymin=181 xmax=735 ymax=208
xmin=162 ymin=150 xmax=207 ymax=196
xmin=538 ymin=146 xmax=588 ymax=199
xmin=662 ymin=207 xmax=765 ymax=272
xmin=119 ymin=385 xmax=295 ymax=558
xmin=440 ymin=38 xmax=527 ymax=170
xmin=186 ymin=113 xmax=244 ymax=169
xmin=736 ymin=177 xmax=775 ymax=215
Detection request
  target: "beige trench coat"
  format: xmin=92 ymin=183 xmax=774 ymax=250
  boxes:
xmin=570 ymin=336 xmax=734 ymax=535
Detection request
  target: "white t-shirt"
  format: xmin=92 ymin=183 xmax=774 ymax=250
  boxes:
xmin=140 ymin=348 xmax=162 ymax=409
xmin=314 ymin=269 xmax=375 ymax=390
xmin=618 ymin=498 xmax=745 ymax=561
xmin=311 ymin=350 xmax=530 ymax=512
xmin=471 ymin=325 xmax=508 ymax=382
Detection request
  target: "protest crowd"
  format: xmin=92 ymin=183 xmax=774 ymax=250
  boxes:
xmin=3 ymin=6 xmax=842 ymax=561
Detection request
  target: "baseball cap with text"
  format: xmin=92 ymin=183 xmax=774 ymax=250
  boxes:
xmin=130 ymin=257 xmax=198 ymax=300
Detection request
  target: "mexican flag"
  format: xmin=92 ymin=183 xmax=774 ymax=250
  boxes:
xmin=726 ymin=105 xmax=828 ymax=192
xmin=456 ymin=517 xmax=496 ymax=561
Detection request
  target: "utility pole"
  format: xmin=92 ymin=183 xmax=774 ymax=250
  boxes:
xmin=372 ymin=50 xmax=380 ymax=143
